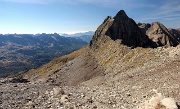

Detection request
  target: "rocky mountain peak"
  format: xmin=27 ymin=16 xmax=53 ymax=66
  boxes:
xmin=146 ymin=22 xmax=180 ymax=47
xmin=113 ymin=10 xmax=128 ymax=21
xmin=90 ymin=10 xmax=153 ymax=48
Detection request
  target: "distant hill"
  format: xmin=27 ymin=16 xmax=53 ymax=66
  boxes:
xmin=61 ymin=31 xmax=94 ymax=43
xmin=75 ymin=35 xmax=93 ymax=43
xmin=0 ymin=33 xmax=87 ymax=77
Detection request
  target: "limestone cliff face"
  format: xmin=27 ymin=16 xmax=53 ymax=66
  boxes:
xmin=90 ymin=10 xmax=153 ymax=48
xmin=147 ymin=22 xmax=173 ymax=46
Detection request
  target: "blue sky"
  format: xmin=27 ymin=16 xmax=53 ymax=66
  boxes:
xmin=0 ymin=0 xmax=179 ymax=34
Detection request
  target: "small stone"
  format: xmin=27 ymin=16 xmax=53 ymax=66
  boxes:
xmin=26 ymin=98 xmax=32 ymax=101
xmin=60 ymin=95 xmax=69 ymax=103
xmin=126 ymin=93 xmax=131 ymax=97
xmin=14 ymin=85 xmax=18 ymax=87
xmin=45 ymin=91 xmax=49 ymax=95
xmin=50 ymin=91 xmax=54 ymax=96
xmin=133 ymin=100 xmax=137 ymax=103
xmin=69 ymin=107 xmax=74 ymax=109
xmin=87 ymin=98 xmax=94 ymax=103
xmin=93 ymin=105 xmax=97 ymax=108
xmin=143 ymin=95 xmax=146 ymax=98
xmin=60 ymin=89 xmax=65 ymax=95
xmin=26 ymin=101 xmax=33 ymax=106
xmin=81 ymin=93 xmax=85 ymax=98
xmin=53 ymin=87 xmax=60 ymax=95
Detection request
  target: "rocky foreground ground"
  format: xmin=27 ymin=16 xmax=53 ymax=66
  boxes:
xmin=0 ymin=77 xmax=180 ymax=109
xmin=1 ymin=81 xmax=145 ymax=109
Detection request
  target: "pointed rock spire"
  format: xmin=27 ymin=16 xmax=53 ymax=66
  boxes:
xmin=105 ymin=10 xmax=153 ymax=48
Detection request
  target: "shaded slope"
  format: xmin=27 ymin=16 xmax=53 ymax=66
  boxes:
xmin=168 ymin=28 xmax=180 ymax=43
xmin=24 ymin=46 xmax=92 ymax=84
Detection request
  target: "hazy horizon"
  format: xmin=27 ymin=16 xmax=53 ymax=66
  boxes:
xmin=0 ymin=31 xmax=94 ymax=35
xmin=0 ymin=0 xmax=179 ymax=34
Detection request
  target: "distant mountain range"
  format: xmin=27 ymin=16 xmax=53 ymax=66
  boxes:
xmin=0 ymin=33 xmax=87 ymax=77
xmin=61 ymin=31 xmax=94 ymax=43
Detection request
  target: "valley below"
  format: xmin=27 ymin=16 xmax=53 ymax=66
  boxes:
xmin=0 ymin=33 xmax=87 ymax=77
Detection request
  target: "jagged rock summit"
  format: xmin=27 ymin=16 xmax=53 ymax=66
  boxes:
xmin=91 ymin=10 xmax=180 ymax=48
xmin=106 ymin=10 xmax=153 ymax=48
xmin=90 ymin=10 xmax=154 ymax=48
xmin=147 ymin=22 xmax=179 ymax=47
xmin=138 ymin=22 xmax=180 ymax=47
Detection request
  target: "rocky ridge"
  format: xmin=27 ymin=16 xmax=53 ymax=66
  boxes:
xmin=138 ymin=22 xmax=180 ymax=47
xmin=0 ymin=10 xmax=180 ymax=109
xmin=91 ymin=10 xmax=154 ymax=48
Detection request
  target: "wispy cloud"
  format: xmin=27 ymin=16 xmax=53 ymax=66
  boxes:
xmin=140 ymin=14 xmax=180 ymax=21
xmin=0 ymin=0 xmax=53 ymax=4
xmin=0 ymin=0 xmax=121 ymax=5
xmin=138 ymin=0 xmax=180 ymax=21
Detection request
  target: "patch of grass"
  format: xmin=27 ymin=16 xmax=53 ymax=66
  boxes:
xmin=122 ymin=51 xmax=135 ymax=62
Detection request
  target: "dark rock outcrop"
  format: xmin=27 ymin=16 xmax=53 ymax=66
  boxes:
xmin=106 ymin=10 xmax=153 ymax=48
xmin=168 ymin=28 xmax=180 ymax=44
xmin=90 ymin=10 xmax=154 ymax=48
